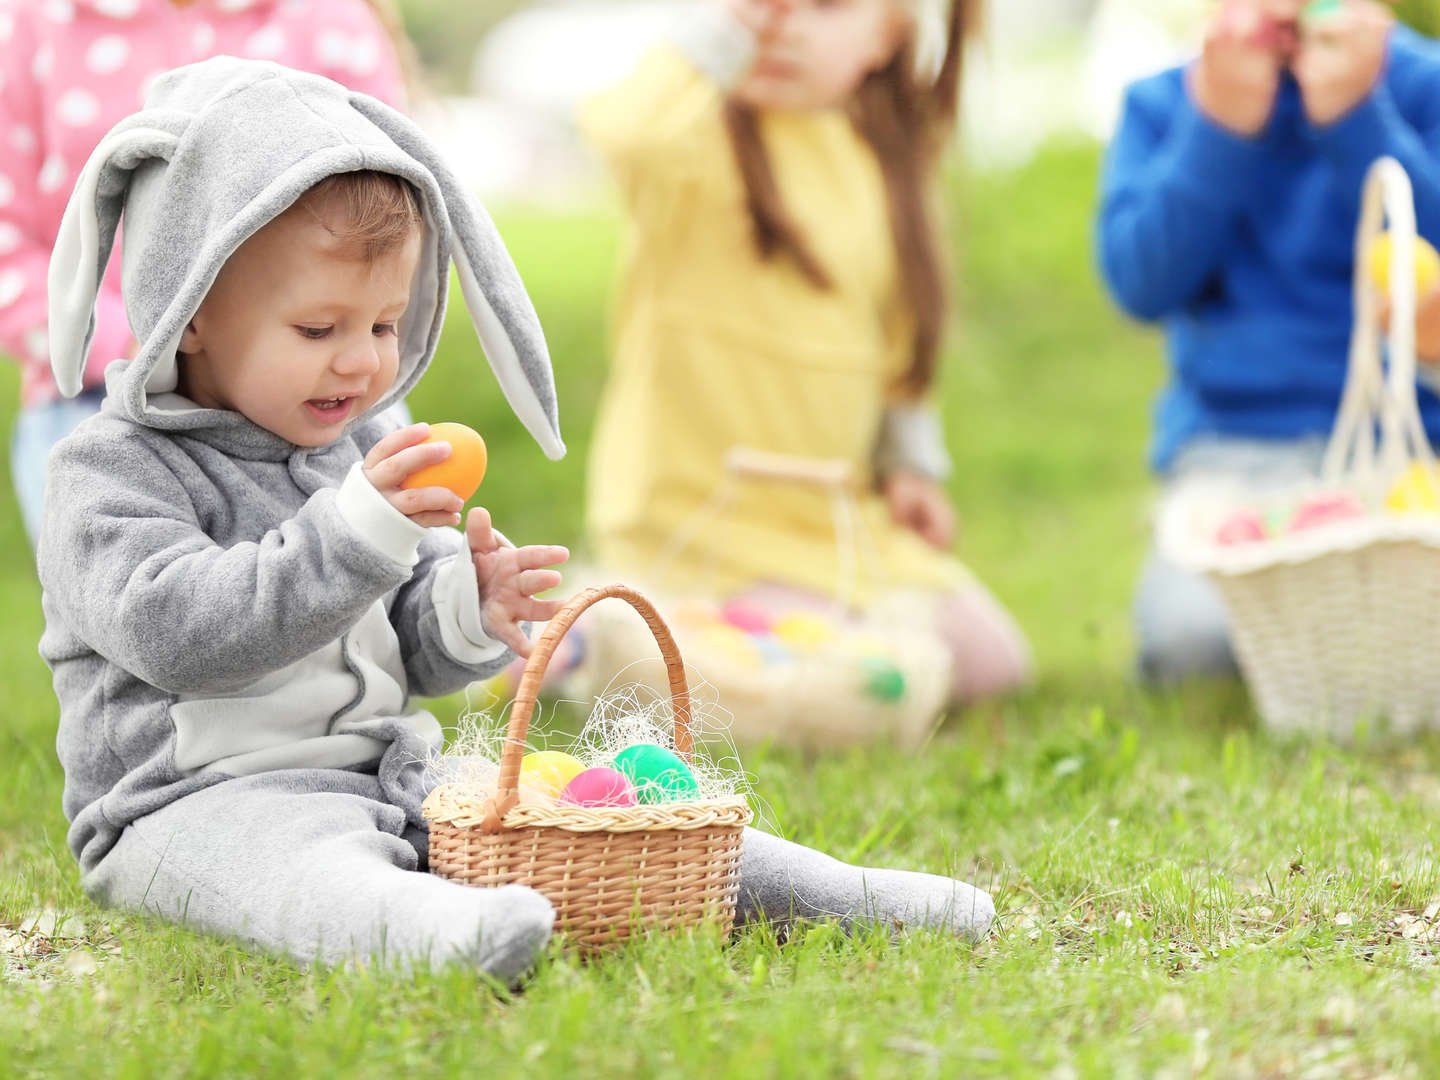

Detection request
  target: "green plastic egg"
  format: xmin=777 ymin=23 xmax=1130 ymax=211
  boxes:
xmin=612 ymin=743 xmax=700 ymax=804
xmin=862 ymin=658 xmax=907 ymax=704
xmin=1303 ymin=0 xmax=1344 ymax=21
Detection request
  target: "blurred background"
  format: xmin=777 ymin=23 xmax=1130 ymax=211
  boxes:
xmin=374 ymin=0 xmax=1428 ymax=679
xmin=392 ymin=0 xmax=1440 ymax=682
xmin=412 ymin=0 xmax=1440 ymax=199
xmin=4 ymin=0 xmax=1440 ymax=687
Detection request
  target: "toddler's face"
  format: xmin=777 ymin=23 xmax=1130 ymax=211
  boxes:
xmin=177 ymin=207 xmax=422 ymax=447
xmin=735 ymin=0 xmax=909 ymax=111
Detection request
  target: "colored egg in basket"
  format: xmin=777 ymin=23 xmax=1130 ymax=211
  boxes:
xmin=693 ymin=623 xmax=764 ymax=669
xmin=612 ymin=743 xmax=700 ymax=804
xmin=772 ymin=612 xmax=838 ymax=652
xmin=518 ymin=750 xmax=587 ymax=798
xmin=720 ymin=599 xmax=773 ymax=635
xmin=1287 ymin=492 xmax=1367 ymax=533
xmin=558 ymin=766 xmax=639 ymax=808
xmin=1386 ymin=463 xmax=1440 ymax=513
xmin=862 ymin=657 xmax=907 ymax=703
xmin=1215 ymin=508 xmax=1268 ymax=546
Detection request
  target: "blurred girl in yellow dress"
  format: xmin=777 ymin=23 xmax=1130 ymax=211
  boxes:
xmin=577 ymin=0 xmax=1030 ymax=706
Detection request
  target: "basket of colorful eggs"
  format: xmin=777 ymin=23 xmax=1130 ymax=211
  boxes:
xmin=562 ymin=587 xmax=952 ymax=751
xmin=1163 ymin=157 xmax=1440 ymax=737
xmin=423 ymin=584 xmax=753 ymax=952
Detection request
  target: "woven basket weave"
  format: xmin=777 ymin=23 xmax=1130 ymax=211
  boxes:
xmin=1166 ymin=158 xmax=1440 ymax=737
xmin=424 ymin=584 xmax=753 ymax=951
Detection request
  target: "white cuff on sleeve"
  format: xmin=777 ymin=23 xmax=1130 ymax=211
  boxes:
xmin=668 ymin=4 xmax=758 ymax=89
xmin=430 ymin=540 xmax=512 ymax=667
xmin=875 ymin=404 xmax=953 ymax=481
xmin=335 ymin=462 xmax=427 ymax=567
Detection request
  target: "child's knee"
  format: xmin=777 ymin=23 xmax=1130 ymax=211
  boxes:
xmin=1134 ymin=552 xmax=1237 ymax=684
xmin=936 ymin=587 xmax=1032 ymax=704
xmin=1137 ymin=619 xmax=1236 ymax=684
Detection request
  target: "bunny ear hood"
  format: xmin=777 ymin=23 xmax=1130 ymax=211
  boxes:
xmin=48 ymin=56 xmax=565 ymax=460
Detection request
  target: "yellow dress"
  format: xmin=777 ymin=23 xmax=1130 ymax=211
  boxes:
xmin=579 ymin=47 xmax=972 ymax=610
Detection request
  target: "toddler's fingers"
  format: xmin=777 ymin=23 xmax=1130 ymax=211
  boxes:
xmin=516 ymin=569 xmax=563 ymax=597
xmin=466 ymin=506 xmax=497 ymax=554
xmin=363 ymin=422 xmax=431 ymax=470
xmin=390 ymin=486 xmax=463 ymax=520
xmin=371 ymin=441 xmax=451 ymax=490
xmin=513 ymin=545 xmax=571 ymax=572
xmin=490 ymin=617 xmax=534 ymax=659
xmin=518 ymin=597 xmax=567 ymax=624
xmin=409 ymin=509 xmax=463 ymax=529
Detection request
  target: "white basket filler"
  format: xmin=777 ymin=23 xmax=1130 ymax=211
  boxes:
xmin=1164 ymin=157 xmax=1440 ymax=738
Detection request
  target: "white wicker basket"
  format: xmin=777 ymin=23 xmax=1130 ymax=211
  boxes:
xmin=1164 ymin=158 xmax=1440 ymax=738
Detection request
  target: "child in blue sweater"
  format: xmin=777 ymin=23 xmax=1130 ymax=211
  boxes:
xmin=1098 ymin=0 xmax=1440 ymax=682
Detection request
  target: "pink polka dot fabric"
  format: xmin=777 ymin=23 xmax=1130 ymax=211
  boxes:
xmin=0 ymin=0 xmax=407 ymax=406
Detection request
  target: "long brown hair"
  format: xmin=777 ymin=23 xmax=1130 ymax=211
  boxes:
xmin=723 ymin=1 xmax=972 ymax=396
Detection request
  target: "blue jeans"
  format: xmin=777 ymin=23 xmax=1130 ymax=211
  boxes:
xmin=11 ymin=390 xmax=106 ymax=549
xmin=1135 ymin=435 xmax=1328 ymax=684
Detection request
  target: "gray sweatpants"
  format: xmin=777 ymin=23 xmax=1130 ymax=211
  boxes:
xmin=84 ymin=771 xmax=994 ymax=981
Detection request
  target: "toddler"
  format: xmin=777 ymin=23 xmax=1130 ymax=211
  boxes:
xmin=39 ymin=58 xmax=995 ymax=979
xmin=0 ymin=0 xmax=416 ymax=546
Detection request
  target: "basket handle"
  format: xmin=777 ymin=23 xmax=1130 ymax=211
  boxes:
xmin=479 ymin=584 xmax=693 ymax=833
xmin=1323 ymin=157 xmax=1436 ymax=490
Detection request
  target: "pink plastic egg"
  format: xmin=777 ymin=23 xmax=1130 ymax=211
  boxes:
xmin=557 ymin=767 xmax=639 ymax=809
xmin=1215 ymin=509 xmax=1267 ymax=546
xmin=1289 ymin=492 xmax=1367 ymax=533
xmin=720 ymin=599 xmax=773 ymax=636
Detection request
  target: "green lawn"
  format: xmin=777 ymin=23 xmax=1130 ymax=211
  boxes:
xmin=7 ymin=143 xmax=1440 ymax=1078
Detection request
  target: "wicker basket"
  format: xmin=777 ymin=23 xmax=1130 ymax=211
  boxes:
xmin=559 ymin=447 xmax=953 ymax=750
xmin=1165 ymin=158 xmax=1440 ymax=737
xmin=424 ymin=584 xmax=753 ymax=951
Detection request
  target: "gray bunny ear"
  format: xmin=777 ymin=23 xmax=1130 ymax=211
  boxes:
xmin=348 ymin=95 xmax=565 ymax=461
xmin=48 ymin=115 xmax=185 ymax=398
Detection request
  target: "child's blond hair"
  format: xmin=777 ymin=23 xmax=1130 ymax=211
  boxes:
xmin=296 ymin=171 xmax=423 ymax=261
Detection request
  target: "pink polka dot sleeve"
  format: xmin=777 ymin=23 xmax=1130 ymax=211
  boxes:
xmin=0 ymin=6 xmax=132 ymax=399
xmin=0 ymin=9 xmax=59 ymax=387
xmin=302 ymin=1 xmax=408 ymax=111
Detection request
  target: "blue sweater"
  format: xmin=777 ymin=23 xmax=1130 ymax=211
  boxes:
xmin=1098 ymin=26 xmax=1440 ymax=472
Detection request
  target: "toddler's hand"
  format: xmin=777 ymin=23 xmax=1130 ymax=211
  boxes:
xmin=1189 ymin=1 xmax=1297 ymax=136
xmin=465 ymin=507 xmax=570 ymax=659
xmin=883 ymin=469 xmax=958 ymax=551
xmin=1292 ymin=1 xmax=1392 ymax=127
xmin=363 ymin=423 xmax=465 ymax=529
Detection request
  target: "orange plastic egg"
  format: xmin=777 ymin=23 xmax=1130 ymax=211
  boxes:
xmin=401 ymin=422 xmax=488 ymax=501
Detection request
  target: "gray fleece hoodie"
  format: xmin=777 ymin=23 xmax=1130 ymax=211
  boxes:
xmin=37 ymin=57 xmax=565 ymax=875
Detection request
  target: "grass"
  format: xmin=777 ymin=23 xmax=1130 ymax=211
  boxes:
xmin=7 ymin=142 xmax=1440 ymax=1078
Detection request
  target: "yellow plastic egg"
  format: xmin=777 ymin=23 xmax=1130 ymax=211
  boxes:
xmin=693 ymin=624 xmax=763 ymax=669
xmin=1386 ymin=462 xmax=1440 ymax=514
xmin=772 ymin=612 xmax=838 ymax=653
xmin=1367 ymin=232 xmax=1440 ymax=298
xmin=518 ymin=751 xmax=587 ymax=798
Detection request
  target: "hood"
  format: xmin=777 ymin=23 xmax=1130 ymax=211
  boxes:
xmin=48 ymin=55 xmax=564 ymax=460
